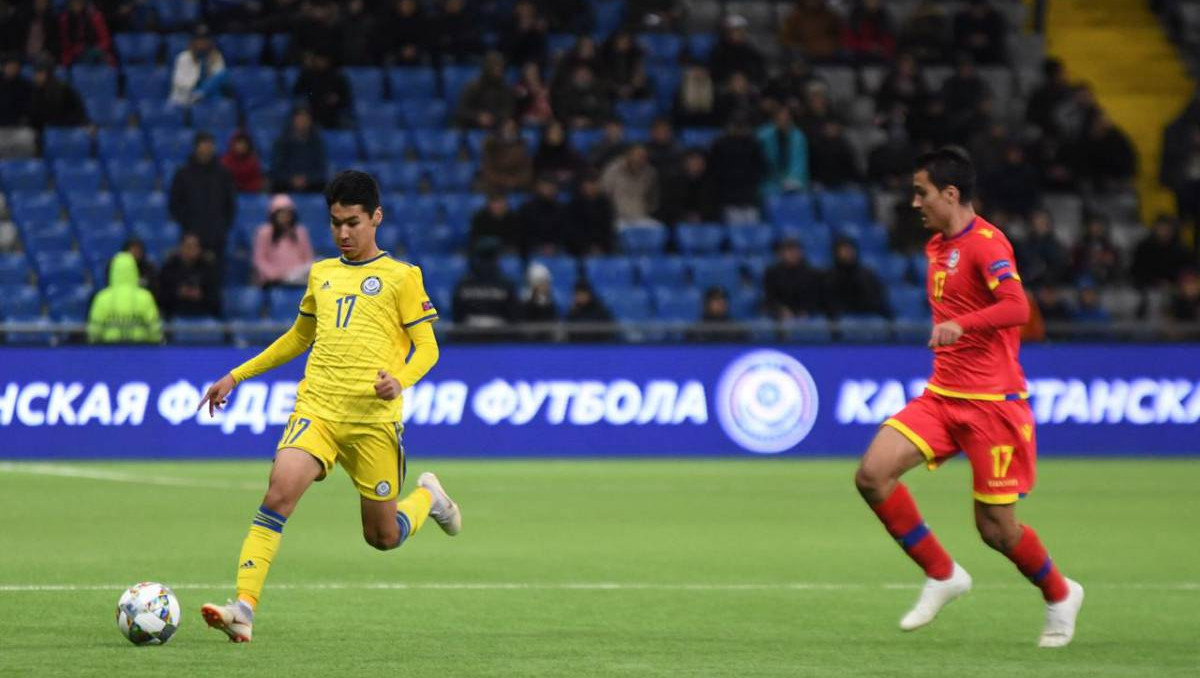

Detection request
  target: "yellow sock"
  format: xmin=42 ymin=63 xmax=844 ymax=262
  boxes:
xmin=235 ymin=505 xmax=287 ymax=610
xmin=394 ymin=487 xmax=433 ymax=545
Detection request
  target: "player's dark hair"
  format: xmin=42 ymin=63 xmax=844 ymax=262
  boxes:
xmin=915 ymin=146 xmax=975 ymax=203
xmin=324 ymin=169 xmax=380 ymax=214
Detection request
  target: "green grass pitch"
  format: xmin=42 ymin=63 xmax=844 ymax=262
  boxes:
xmin=1 ymin=458 xmax=1197 ymax=677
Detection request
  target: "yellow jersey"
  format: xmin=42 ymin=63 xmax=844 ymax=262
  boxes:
xmin=295 ymin=252 xmax=438 ymax=424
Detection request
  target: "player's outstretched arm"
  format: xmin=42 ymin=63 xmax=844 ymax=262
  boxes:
xmin=196 ymin=315 xmax=317 ymax=417
xmin=198 ymin=373 xmax=237 ymax=417
xmin=375 ymin=321 xmax=440 ymax=401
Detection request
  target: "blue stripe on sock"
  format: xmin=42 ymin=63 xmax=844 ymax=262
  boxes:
xmin=1031 ymin=557 xmax=1053 ymax=583
xmin=258 ymin=506 xmax=287 ymax=523
xmin=394 ymin=512 xmax=412 ymax=547
xmin=252 ymin=519 xmax=283 ymax=533
xmin=898 ymin=523 xmax=930 ymax=549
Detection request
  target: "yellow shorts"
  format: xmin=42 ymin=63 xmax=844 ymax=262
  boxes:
xmin=275 ymin=412 xmax=406 ymax=502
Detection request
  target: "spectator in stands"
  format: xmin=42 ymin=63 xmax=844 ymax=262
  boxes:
xmin=645 ymin=117 xmax=683 ymax=178
xmin=1015 ymin=209 xmax=1071 ymax=288
xmin=867 ymin=127 xmax=915 ymax=190
xmin=875 ymin=52 xmax=929 ymax=121
xmin=58 ymin=0 xmax=113 ymax=66
xmin=533 ymin=120 xmax=585 ymax=187
xmin=556 ymin=35 xmax=600 ymax=89
xmin=169 ymin=24 xmax=228 ymax=106
xmin=122 ymin=237 xmax=158 ymax=295
xmin=565 ymin=280 xmax=617 ymax=342
xmin=953 ymin=0 xmax=1007 ymax=65
xmin=518 ymin=175 xmax=568 ymax=256
xmin=514 ymin=61 xmax=553 ymax=125
xmin=1071 ymin=214 xmax=1121 ymax=286
xmin=589 ymin=118 xmax=629 ymax=169
xmin=455 ymin=51 xmax=517 ymax=129
xmin=269 ymin=107 xmax=328 ymax=193
xmin=565 ymin=171 xmax=615 ymax=256
xmin=808 ymin=120 xmax=861 ymax=187
xmin=980 ymin=142 xmax=1040 ymax=220
xmin=480 ymin=117 xmax=533 ymax=193
xmin=709 ymin=15 xmax=766 ymax=87
xmin=293 ymin=50 xmax=352 ymax=129
xmin=470 ymin=193 xmax=522 ymax=253
xmin=842 ymin=0 xmax=896 ymax=64
xmin=673 ymin=62 xmax=717 ymax=128
xmin=601 ymin=29 xmax=649 ymax=101
xmin=824 ymin=236 xmax=890 ymax=319
xmin=87 ymin=251 xmax=161 ymax=344
xmin=340 ymin=0 xmax=381 ymax=66
xmin=625 ymin=0 xmax=683 ymax=32
xmin=941 ymin=53 xmax=990 ymax=128
xmin=520 ymin=261 xmax=559 ymax=329
xmin=382 ymin=0 xmax=429 ymax=65
xmin=17 ymin=0 xmax=62 ymax=65
xmin=1054 ymin=83 xmax=1100 ymax=143
xmin=291 ymin=0 xmax=343 ymax=64
xmin=169 ymin=132 xmax=237 ymax=258
xmin=1072 ymin=112 xmax=1137 ymax=192
xmin=764 ymin=237 xmax=824 ymax=320
xmin=453 ymin=237 xmax=519 ymax=333
xmin=1163 ymin=123 xmax=1200 ymax=222
xmin=686 ymin=287 xmax=749 ymax=343
xmin=0 ymin=53 xmax=32 ymax=126
xmin=764 ymin=57 xmax=815 ymax=115
xmin=601 ymin=143 xmax=660 ymax=229
xmin=758 ymin=108 xmax=808 ymax=193
xmin=28 ymin=56 xmax=87 ymax=130
xmin=709 ymin=113 xmax=767 ymax=221
xmin=1035 ymin=286 xmax=1073 ymax=326
xmin=714 ymin=70 xmax=762 ymax=127
xmin=657 ymin=149 xmax=719 ymax=225
xmin=797 ymin=81 xmax=838 ymax=139
xmin=898 ymin=0 xmax=949 ymax=64
xmin=431 ymin=0 xmax=484 ymax=64
xmin=501 ymin=0 xmax=547 ymax=72
xmin=535 ymin=0 xmax=593 ymax=34
xmin=252 ymin=194 xmax=314 ymax=287
xmin=780 ymin=0 xmax=842 ymax=63
xmin=158 ymin=231 xmax=220 ymax=319
xmin=221 ymin=130 xmax=265 ymax=193
xmin=1131 ymin=215 xmax=1193 ymax=291
xmin=1026 ymin=58 xmax=1072 ymax=138
xmin=1167 ymin=270 xmax=1200 ymax=325
xmin=967 ymin=119 xmax=1010 ymax=179
xmin=1073 ymin=284 xmax=1110 ymax=325
xmin=552 ymin=64 xmax=613 ymax=129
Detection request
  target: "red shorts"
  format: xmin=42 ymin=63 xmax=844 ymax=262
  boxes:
xmin=884 ymin=391 xmax=1037 ymax=504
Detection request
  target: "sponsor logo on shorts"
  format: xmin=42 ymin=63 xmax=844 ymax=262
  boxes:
xmin=374 ymin=480 xmax=391 ymax=496
xmin=361 ymin=276 xmax=383 ymax=296
xmin=716 ymin=350 xmax=820 ymax=454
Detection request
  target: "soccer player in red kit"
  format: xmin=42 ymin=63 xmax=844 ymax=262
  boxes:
xmin=854 ymin=147 xmax=1084 ymax=647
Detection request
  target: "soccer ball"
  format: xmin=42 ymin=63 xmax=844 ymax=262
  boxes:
xmin=116 ymin=582 xmax=181 ymax=646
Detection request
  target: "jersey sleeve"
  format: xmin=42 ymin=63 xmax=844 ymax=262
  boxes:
xmin=398 ymin=265 xmax=438 ymax=328
xmin=298 ymin=270 xmax=317 ymax=317
xmin=974 ymin=235 xmax=1021 ymax=293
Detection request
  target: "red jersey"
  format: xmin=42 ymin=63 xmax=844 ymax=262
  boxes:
xmin=924 ymin=216 xmax=1028 ymax=399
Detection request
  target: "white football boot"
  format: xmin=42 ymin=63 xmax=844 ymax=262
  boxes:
xmin=200 ymin=599 xmax=253 ymax=643
xmin=1038 ymin=579 xmax=1084 ymax=648
xmin=418 ymin=472 xmax=462 ymax=536
xmin=899 ymin=563 xmax=973 ymax=631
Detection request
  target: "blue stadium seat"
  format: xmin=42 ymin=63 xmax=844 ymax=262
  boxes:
xmin=115 ymin=32 xmax=161 ymax=63
xmin=171 ymin=317 xmax=224 ymax=344
xmin=0 ymin=160 xmax=49 ymax=192
xmin=854 ymin=222 xmax=890 ymax=255
xmin=817 ymin=189 xmax=870 ymax=226
xmin=53 ymin=159 xmax=104 ymax=193
xmin=619 ymin=226 xmax=668 ymax=255
xmin=781 ymin=317 xmax=834 ymax=343
xmin=583 ymin=256 xmax=635 ymax=287
xmin=653 ymin=286 xmax=702 ymax=322
xmin=687 ymin=256 xmax=742 ymax=292
xmin=419 ymin=254 xmax=468 ymax=290
xmin=78 ymin=221 xmax=128 ymax=268
xmin=403 ymin=223 xmax=459 ymax=257
xmin=648 ymin=64 xmax=681 ymax=112
xmin=269 ymin=34 xmax=290 ymax=63
xmin=21 ymin=220 xmax=74 ymax=254
xmin=675 ymin=223 xmax=726 ymax=254
xmin=440 ymin=161 xmax=476 ymax=191
xmin=86 ymin=97 xmax=134 ymax=128
xmin=223 ymin=286 xmax=263 ymax=320
xmin=279 ymin=66 xmax=299 ymax=92
xmin=615 ymin=99 xmax=658 ymax=128
xmin=679 ymin=128 xmax=720 ymax=149
xmin=235 ymin=193 xmax=271 ymax=221
xmin=861 ymin=252 xmax=910 ymax=282
xmin=889 ymin=286 xmax=929 ymax=321
xmin=639 ymin=34 xmax=682 ymax=62
xmin=156 ymin=1 xmax=200 ymax=30
xmin=593 ymin=0 xmax=625 ymax=38
xmin=498 ymin=254 xmax=523 ymax=283
xmin=361 ymin=131 xmax=412 ymax=161
xmin=247 ymin=98 xmax=290 ymax=129
xmin=129 ymin=219 xmax=181 ymax=262
xmin=596 ymin=285 xmax=652 ymax=322
xmin=216 ymin=34 xmax=265 ymax=65
xmin=741 ymin=256 xmax=769 ymax=286
xmin=124 ymin=66 xmax=171 ymax=101
xmin=4 ymin=314 xmax=54 ymax=344
xmin=728 ymin=287 xmax=762 ymax=320
xmin=8 ymin=191 xmax=60 ymax=225
xmin=121 ymin=191 xmax=169 ymax=225
xmin=136 ymin=99 xmax=186 ymax=129
xmin=529 ymin=255 xmax=578 ymax=289
xmin=728 ymin=223 xmax=774 ymax=254
xmin=97 ymin=128 xmax=149 ymax=163
xmin=46 ymin=283 xmax=92 ymax=321
xmin=0 ymin=285 xmax=41 ymax=318
xmin=388 ymin=67 xmax=438 ymax=100
xmin=291 ymin=195 xmax=328 ymax=231
xmin=0 ymin=253 xmax=32 ymax=286
xmin=34 ymin=251 xmax=88 ymax=288
xmin=355 ymin=101 xmax=400 ymax=130
xmin=412 ymin=129 xmax=460 ymax=159
xmin=777 ymin=223 xmax=833 ymax=268
xmin=766 ymin=193 xmax=818 ymax=227
xmin=43 ymin=128 xmax=92 ymax=160
xmin=635 ymin=255 xmax=688 ymax=287
xmin=106 ymin=159 xmax=159 ymax=192
xmin=440 ymin=192 xmax=483 ymax=227
xmin=838 ymin=314 xmax=892 ymax=343
xmin=191 ymin=98 xmax=239 ymax=131
xmin=228 ymin=66 xmax=280 ymax=110
xmin=345 ymin=67 xmax=385 ymax=101
xmin=70 ymin=65 xmax=119 ymax=100
xmin=910 ymin=253 xmax=928 ymax=284
xmin=163 ymin=32 xmax=191 ymax=60
xmin=149 ymin=128 xmax=194 ymax=166
xmin=375 ymin=225 xmax=403 ymax=254
xmin=569 ymin=128 xmax=605 ymax=155
xmin=689 ymin=33 xmax=717 ymax=60
xmin=321 ymin=130 xmax=362 ymax=164
xmin=440 ymin=65 xmax=477 ymax=105
xmin=547 ymin=33 xmax=577 ymax=59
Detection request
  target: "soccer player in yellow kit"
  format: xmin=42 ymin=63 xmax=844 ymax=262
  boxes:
xmin=196 ymin=171 xmax=461 ymax=643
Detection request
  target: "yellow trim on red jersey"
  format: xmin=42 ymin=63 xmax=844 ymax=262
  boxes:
xmin=925 ymin=383 xmax=1029 ymax=402
xmin=973 ymin=491 xmax=1020 ymax=505
xmin=882 ymin=418 xmax=939 ymax=470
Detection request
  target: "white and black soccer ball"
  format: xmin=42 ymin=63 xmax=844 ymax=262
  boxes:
xmin=116 ymin=582 xmax=181 ymax=646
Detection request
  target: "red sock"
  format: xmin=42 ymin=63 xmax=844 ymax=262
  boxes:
xmin=1006 ymin=525 xmax=1069 ymax=602
xmin=869 ymin=483 xmax=954 ymax=580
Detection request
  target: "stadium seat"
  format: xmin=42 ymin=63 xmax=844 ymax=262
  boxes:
xmin=688 ymin=33 xmax=717 ymax=60
xmin=583 ymin=256 xmax=635 ymax=287
xmin=8 ymin=191 xmax=61 ymax=226
xmin=781 ymin=317 xmax=834 ymax=343
xmin=440 ymin=192 xmax=483 ymax=226
xmin=412 ymin=129 xmax=460 ymax=159
xmin=727 ymin=287 xmax=762 ymax=320
xmin=86 ymin=96 xmax=134 ymax=128
xmin=135 ymin=99 xmax=186 ymax=129
xmin=777 ymin=223 xmax=833 ymax=267
xmin=838 ymin=314 xmax=892 ymax=343
xmin=4 ymin=314 xmax=54 ymax=344
xmin=33 ymin=251 xmax=88 ymax=288
xmin=46 ymin=283 xmax=93 ymax=321
xmin=648 ymin=64 xmax=680 ymax=112
xmin=615 ymin=100 xmax=657 ymax=128
xmin=115 ymin=32 xmax=161 ymax=63
xmin=817 ymin=189 xmax=871 ymax=226
xmin=216 ymin=34 xmax=265 ymax=65
xmin=156 ymin=1 xmax=201 ymax=30
xmin=42 ymin=128 xmax=92 ymax=160
xmin=321 ymin=130 xmax=363 ymax=164
xmin=889 ymin=286 xmax=929 ymax=321
xmin=222 ymin=286 xmax=263 ymax=320
xmin=268 ymin=33 xmax=290 ymax=63
xmin=0 ymin=285 xmax=41 ymax=318
xmin=0 ymin=253 xmax=32 ymax=286
xmin=765 ymin=193 xmax=817 ymax=227
xmin=440 ymin=65 xmax=477 ymax=105
xmin=191 ymin=99 xmax=239 ymax=131
xmin=362 ymin=132 xmax=412 ymax=161
xmin=741 ymin=256 xmax=769 ymax=286
xmin=569 ymin=128 xmax=604 ymax=155
xmin=498 ymin=254 xmax=523 ymax=282
xmin=149 ymin=128 xmax=195 ymax=165
xmin=121 ymin=191 xmax=170 ymax=225
xmin=264 ymin=286 xmax=305 ymax=321
xmin=345 ymin=67 xmax=385 ymax=101
xmin=291 ymin=195 xmax=329 ymax=232
xmin=403 ymin=224 xmax=459 ymax=257
xmin=593 ymin=0 xmax=625 ymax=38
xmin=64 ymin=191 xmax=120 ymax=224
xmin=529 ymin=255 xmax=578 ymax=289
xmin=21 ymin=220 xmax=74 ymax=254
xmin=547 ymin=33 xmax=577 ymax=59
xmin=129 ymin=219 xmax=181 ymax=261
xmin=53 ymin=159 xmax=105 ymax=193
xmin=688 ymin=256 xmax=743 ymax=293
xmin=440 ymin=161 xmax=476 ymax=191
xmin=97 ymin=128 xmax=149 ymax=163
xmin=635 ymin=255 xmax=688 ymax=287
xmin=596 ymin=285 xmax=652 ymax=322
xmin=419 ymin=254 xmax=468 ymax=290
xmin=675 ymin=223 xmax=726 ymax=254
xmin=106 ymin=159 xmax=159 ymax=192
xmin=0 ymin=159 xmax=49 ymax=192
xmin=639 ymin=34 xmax=683 ymax=62
xmin=388 ymin=67 xmax=438 ymax=100
xmin=123 ymin=66 xmax=171 ymax=101
xmin=78 ymin=221 xmax=128 ymax=267
xmin=70 ymin=65 xmax=119 ymax=100
xmin=619 ymin=226 xmax=668 ymax=255
xmin=653 ymin=286 xmax=702 ymax=322
xmin=355 ymin=101 xmax=401 ymax=130
xmin=228 ymin=67 xmax=280 ymax=110
xmin=171 ymin=316 xmax=224 ymax=344
xmin=727 ymin=223 xmax=774 ymax=254
xmin=679 ymin=128 xmax=720 ymax=149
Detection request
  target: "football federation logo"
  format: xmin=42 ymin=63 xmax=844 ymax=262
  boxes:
xmin=361 ymin=276 xmax=383 ymax=296
xmin=716 ymin=350 xmax=820 ymax=454
xmin=947 ymin=249 xmax=960 ymax=269
xmin=374 ymin=481 xmax=391 ymax=497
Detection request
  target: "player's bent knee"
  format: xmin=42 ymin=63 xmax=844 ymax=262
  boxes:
xmin=853 ymin=462 xmax=890 ymax=497
xmin=363 ymin=529 xmax=398 ymax=551
xmin=975 ymin=516 xmax=1015 ymax=552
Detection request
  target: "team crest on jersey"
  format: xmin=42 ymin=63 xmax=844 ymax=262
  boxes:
xmin=374 ymin=481 xmax=391 ymax=497
xmin=361 ymin=276 xmax=382 ymax=296
xmin=947 ymin=249 xmax=960 ymax=270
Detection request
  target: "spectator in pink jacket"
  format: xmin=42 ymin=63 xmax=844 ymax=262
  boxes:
xmin=252 ymin=194 xmax=314 ymax=286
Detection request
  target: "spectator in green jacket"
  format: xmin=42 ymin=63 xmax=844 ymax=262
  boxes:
xmin=758 ymin=107 xmax=809 ymax=193
xmin=87 ymin=252 xmax=162 ymax=344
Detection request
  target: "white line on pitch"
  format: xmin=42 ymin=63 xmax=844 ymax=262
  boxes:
xmin=1 ymin=582 xmax=1198 ymax=593
xmin=0 ymin=462 xmax=261 ymax=491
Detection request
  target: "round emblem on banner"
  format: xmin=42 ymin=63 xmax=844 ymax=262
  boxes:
xmin=716 ymin=350 xmax=820 ymax=454
xmin=947 ymin=249 xmax=960 ymax=269
xmin=361 ymin=276 xmax=382 ymax=296
xmin=374 ymin=480 xmax=391 ymax=497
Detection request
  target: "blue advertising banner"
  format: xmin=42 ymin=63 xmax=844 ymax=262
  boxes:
xmin=0 ymin=345 xmax=1198 ymax=459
